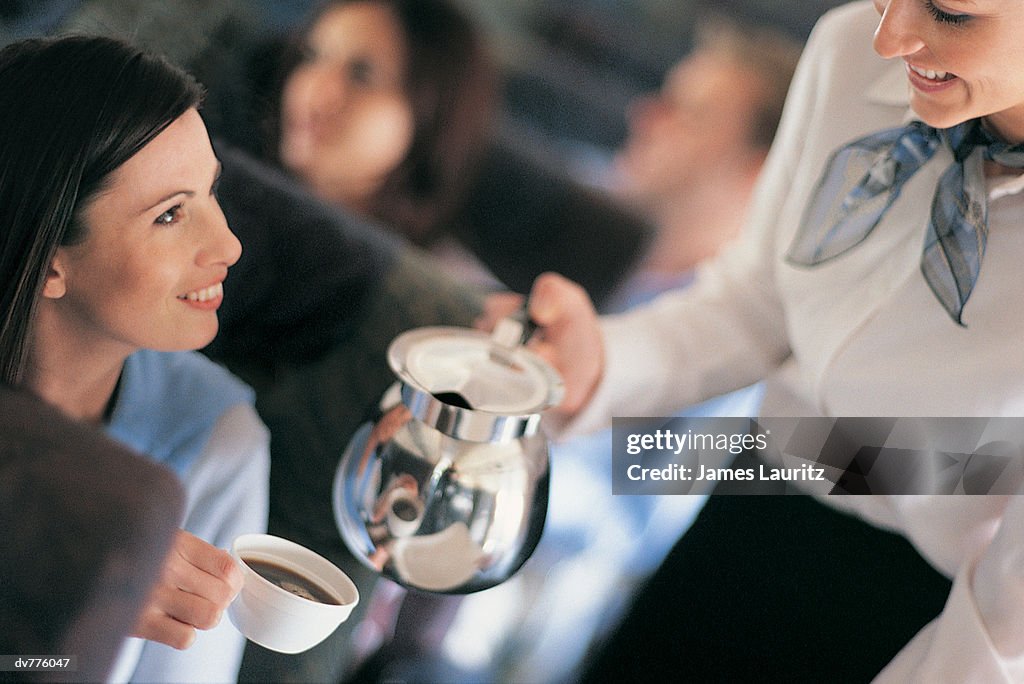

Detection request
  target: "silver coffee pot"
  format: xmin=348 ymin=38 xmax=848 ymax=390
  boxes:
xmin=333 ymin=317 xmax=563 ymax=593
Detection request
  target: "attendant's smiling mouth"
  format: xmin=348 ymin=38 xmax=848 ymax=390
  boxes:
xmin=908 ymin=63 xmax=955 ymax=83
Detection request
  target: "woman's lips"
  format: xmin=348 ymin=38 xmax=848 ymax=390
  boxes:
xmin=280 ymin=121 xmax=319 ymax=169
xmin=178 ymin=282 xmax=224 ymax=310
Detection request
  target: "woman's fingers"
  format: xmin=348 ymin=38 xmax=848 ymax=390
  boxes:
xmin=132 ymin=530 xmax=244 ymax=650
xmin=132 ymin=604 xmax=198 ymax=651
xmin=168 ymin=530 xmax=244 ymax=605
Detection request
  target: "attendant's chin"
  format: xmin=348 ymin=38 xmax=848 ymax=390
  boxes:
xmin=908 ymin=101 xmax=970 ymax=131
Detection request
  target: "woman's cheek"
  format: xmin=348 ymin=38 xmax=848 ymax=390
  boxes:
xmin=297 ymin=93 xmax=416 ymax=205
xmin=278 ymin=72 xmax=318 ymax=171
xmin=349 ymin=95 xmax=415 ymax=180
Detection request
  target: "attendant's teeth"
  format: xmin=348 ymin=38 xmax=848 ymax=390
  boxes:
xmin=911 ymin=65 xmax=949 ymax=81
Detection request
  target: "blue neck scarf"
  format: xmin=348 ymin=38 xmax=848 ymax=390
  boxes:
xmin=787 ymin=119 xmax=1024 ymax=325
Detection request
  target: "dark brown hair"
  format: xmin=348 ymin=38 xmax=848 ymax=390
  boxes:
xmin=0 ymin=35 xmax=203 ymax=385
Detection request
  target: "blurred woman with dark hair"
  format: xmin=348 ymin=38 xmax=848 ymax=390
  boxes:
xmin=273 ymin=0 xmax=498 ymax=253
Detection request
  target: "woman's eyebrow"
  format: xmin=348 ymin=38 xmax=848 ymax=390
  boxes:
xmin=138 ymin=188 xmax=194 ymax=216
xmin=136 ymin=160 xmax=222 ymax=216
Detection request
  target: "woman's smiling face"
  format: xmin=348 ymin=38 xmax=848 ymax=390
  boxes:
xmin=279 ymin=1 xmax=415 ymax=209
xmin=45 ymin=108 xmax=241 ymax=358
xmin=873 ymin=0 xmax=1024 ymax=141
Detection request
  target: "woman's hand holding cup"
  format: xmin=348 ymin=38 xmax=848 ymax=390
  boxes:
xmin=132 ymin=530 xmax=243 ymax=650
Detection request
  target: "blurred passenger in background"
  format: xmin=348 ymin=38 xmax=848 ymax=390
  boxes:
xmin=604 ymin=16 xmax=802 ymax=312
xmin=262 ymin=1 xmax=504 ymax=679
xmin=270 ymin=0 xmax=501 ymax=285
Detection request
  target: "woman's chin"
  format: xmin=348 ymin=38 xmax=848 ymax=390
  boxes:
xmin=280 ymin=137 xmax=315 ymax=176
xmin=166 ymin=322 xmax=220 ymax=353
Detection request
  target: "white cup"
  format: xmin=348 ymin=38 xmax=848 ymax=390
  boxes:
xmin=228 ymin=533 xmax=359 ymax=654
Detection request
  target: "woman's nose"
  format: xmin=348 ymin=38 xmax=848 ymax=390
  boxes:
xmin=627 ymin=95 xmax=667 ymax=133
xmin=197 ymin=203 xmax=242 ymax=269
xmin=301 ymin=63 xmax=347 ymax=118
xmin=873 ymin=0 xmax=927 ymax=59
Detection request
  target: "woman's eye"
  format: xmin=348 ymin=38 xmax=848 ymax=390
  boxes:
xmin=298 ymin=44 xmax=319 ymax=63
xmin=924 ymin=0 xmax=969 ymax=25
xmin=348 ymin=58 xmax=375 ymax=85
xmin=155 ymin=205 xmax=183 ymax=226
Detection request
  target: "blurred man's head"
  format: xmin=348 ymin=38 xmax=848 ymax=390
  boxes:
xmin=614 ymin=17 xmax=801 ymax=215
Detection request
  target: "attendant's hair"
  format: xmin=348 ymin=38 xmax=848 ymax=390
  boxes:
xmin=272 ymin=0 xmax=498 ymax=246
xmin=0 ymin=35 xmax=203 ymax=385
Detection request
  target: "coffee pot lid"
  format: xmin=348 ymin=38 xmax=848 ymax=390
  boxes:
xmin=387 ymin=321 xmax=564 ymax=442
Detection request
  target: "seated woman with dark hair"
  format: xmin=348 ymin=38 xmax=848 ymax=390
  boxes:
xmin=270 ymin=0 xmax=501 ymax=284
xmin=0 ymin=35 xmax=269 ymax=682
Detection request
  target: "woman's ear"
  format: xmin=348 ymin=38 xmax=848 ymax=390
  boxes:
xmin=42 ymin=252 xmax=68 ymax=299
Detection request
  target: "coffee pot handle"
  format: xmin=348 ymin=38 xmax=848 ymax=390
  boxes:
xmin=491 ymin=302 xmax=539 ymax=351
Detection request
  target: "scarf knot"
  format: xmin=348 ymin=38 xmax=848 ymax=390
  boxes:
xmin=787 ymin=119 xmax=1024 ymax=325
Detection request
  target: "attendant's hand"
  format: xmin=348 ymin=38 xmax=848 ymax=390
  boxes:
xmin=478 ymin=272 xmax=604 ymax=418
xmin=132 ymin=530 xmax=244 ymax=650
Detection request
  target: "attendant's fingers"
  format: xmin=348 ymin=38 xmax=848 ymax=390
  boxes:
xmin=527 ymin=273 xmax=604 ymax=415
xmin=475 ymin=291 xmax=525 ymax=331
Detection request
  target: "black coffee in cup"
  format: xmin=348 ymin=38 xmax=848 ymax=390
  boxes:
xmin=242 ymin=557 xmax=341 ymax=605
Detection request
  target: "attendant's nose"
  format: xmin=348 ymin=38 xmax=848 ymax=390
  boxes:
xmin=873 ymin=0 xmax=927 ymax=60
